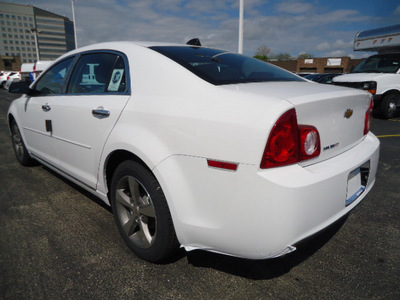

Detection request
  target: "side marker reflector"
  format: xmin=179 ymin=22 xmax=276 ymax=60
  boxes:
xmin=207 ymin=159 xmax=238 ymax=171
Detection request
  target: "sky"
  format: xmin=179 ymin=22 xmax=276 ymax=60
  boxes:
xmin=4 ymin=0 xmax=400 ymax=58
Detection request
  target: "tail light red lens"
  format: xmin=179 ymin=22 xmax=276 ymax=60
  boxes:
xmin=364 ymin=97 xmax=373 ymax=135
xmin=260 ymin=109 xmax=299 ymax=168
xmin=261 ymin=109 xmax=320 ymax=169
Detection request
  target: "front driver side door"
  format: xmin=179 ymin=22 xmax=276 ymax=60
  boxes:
xmin=21 ymin=57 xmax=75 ymax=166
xmin=49 ymin=52 xmax=130 ymax=189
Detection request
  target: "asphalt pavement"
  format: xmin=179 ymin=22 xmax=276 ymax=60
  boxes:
xmin=0 ymin=89 xmax=399 ymax=299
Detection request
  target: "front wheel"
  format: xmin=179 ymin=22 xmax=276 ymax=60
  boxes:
xmin=110 ymin=160 xmax=179 ymax=263
xmin=380 ymin=93 xmax=398 ymax=119
xmin=10 ymin=120 xmax=34 ymax=166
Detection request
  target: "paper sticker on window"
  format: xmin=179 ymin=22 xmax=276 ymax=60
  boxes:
xmin=108 ymin=69 xmax=124 ymax=92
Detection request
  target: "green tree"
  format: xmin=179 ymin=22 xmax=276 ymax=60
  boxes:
xmin=254 ymin=45 xmax=271 ymax=61
xmin=298 ymin=52 xmax=313 ymax=59
xmin=271 ymin=53 xmax=293 ymax=61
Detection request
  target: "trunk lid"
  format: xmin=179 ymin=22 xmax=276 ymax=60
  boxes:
xmin=225 ymin=81 xmax=372 ymax=165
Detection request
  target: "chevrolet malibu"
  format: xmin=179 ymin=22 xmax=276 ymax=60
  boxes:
xmin=7 ymin=41 xmax=380 ymax=263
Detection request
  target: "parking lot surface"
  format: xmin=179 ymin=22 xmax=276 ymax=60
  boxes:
xmin=0 ymin=89 xmax=399 ymax=299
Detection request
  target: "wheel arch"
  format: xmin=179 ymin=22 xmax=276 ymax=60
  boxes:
xmin=382 ymin=89 xmax=400 ymax=103
xmin=104 ymin=149 xmax=153 ymax=198
xmin=7 ymin=113 xmax=16 ymax=132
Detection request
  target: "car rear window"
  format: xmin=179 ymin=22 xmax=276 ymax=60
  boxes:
xmin=150 ymin=46 xmax=304 ymax=85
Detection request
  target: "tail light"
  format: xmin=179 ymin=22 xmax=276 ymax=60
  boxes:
xmin=364 ymin=97 xmax=374 ymax=135
xmin=260 ymin=109 xmax=320 ymax=169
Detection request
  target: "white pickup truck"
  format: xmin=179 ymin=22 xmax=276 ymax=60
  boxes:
xmin=334 ymin=24 xmax=400 ymax=119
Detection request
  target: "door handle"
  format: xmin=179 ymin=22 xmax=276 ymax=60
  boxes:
xmin=42 ymin=104 xmax=51 ymax=112
xmin=92 ymin=107 xmax=110 ymax=119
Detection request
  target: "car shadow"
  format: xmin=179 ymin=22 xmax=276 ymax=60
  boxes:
xmin=41 ymin=164 xmax=347 ymax=278
xmin=42 ymin=165 xmax=112 ymax=212
xmin=185 ymin=215 xmax=348 ymax=280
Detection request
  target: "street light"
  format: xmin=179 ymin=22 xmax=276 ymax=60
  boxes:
xmin=26 ymin=28 xmax=42 ymax=61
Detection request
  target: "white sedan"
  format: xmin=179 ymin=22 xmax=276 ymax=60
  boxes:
xmin=7 ymin=41 xmax=380 ymax=262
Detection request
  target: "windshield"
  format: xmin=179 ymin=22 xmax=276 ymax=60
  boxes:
xmin=352 ymin=54 xmax=400 ymax=73
xmin=150 ymin=46 xmax=304 ymax=85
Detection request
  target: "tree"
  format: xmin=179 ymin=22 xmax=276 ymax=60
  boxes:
xmin=271 ymin=53 xmax=293 ymax=61
xmin=298 ymin=52 xmax=313 ymax=59
xmin=255 ymin=45 xmax=271 ymax=57
xmin=254 ymin=45 xmax=271 ymax=61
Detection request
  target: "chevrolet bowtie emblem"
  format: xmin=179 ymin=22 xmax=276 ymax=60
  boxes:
xmin=344 ymin=109 xmax=353 ymax=119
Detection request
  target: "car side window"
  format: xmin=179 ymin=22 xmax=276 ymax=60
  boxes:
xmin=33 ymin=58 xmax=74 ymax=95
xmin=67 ymin=53 xmax=127 ymax=94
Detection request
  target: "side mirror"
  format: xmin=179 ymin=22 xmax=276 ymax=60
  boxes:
xmin=8 ymin=81 xmax=30 ymax=94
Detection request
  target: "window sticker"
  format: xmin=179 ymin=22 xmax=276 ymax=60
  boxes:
xmin=108 ymin=69 xmax=124 ymax=92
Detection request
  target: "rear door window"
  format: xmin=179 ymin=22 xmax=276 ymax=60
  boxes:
xmin=67 ymin=53 xmax=127 ymax=94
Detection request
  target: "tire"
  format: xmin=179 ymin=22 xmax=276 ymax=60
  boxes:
xmin=10 ymin=120 xmax=34 ymax=166
xmin=110 ymin=160 xmax=179 ymax=263
xmin=380 ymin=93 xmax=398 ymax=119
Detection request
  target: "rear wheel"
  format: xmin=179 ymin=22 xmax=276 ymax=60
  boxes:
xmin=380 ymin=93 xmax=398 ymax=119
xmin=10 ymin=120 xmax=34 ymax=166
xmin=110 ymin=160 xmax=179 ymax=263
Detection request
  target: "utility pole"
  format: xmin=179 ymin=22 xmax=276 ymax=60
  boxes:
xmin=238 ymin=0 xmax=244 ymax=54
xmin=71 ymin=0 xmax=78 ymax=48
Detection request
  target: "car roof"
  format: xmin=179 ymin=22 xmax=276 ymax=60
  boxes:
xmin=58 ymin=41 xmax=186 ymax=58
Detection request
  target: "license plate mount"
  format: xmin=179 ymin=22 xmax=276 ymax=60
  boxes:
xmin=346 ymin=161 xmax=370 ymax=206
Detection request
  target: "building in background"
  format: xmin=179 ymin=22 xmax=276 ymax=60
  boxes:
xmin=0 ymin=1 xmax=75 ymax=68
xmin=269 ymin=57 xmax=365 ymax=75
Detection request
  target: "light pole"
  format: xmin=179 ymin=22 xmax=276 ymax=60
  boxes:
xmin=238 ymin=0 xmax=244 ymax=54
xmin=26 ymin=28 xmax=41 ymax=61
xmin=71 ymin=0 xmax=78 ymax=48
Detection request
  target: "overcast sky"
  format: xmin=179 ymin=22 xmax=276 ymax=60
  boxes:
xmin=5 ymin=0 xmax=400 ymax=58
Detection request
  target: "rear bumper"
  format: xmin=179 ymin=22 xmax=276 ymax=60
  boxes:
xmin=154 ymin=132 xmax=380 ymax=259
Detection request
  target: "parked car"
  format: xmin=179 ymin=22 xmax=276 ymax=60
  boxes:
xmin=20 ymin=63 xmax=35 ymax=84
xmin=0 ymin=71 xmax=12 ymax=88
xmin=2 ymin=72 xmax=20 ymax=89
xmin=7 ymin=41 xmax=380 ymax=263
xmin=305 ymin=73 xmax=342 ymax=84
xmin=32 ymin=60 xmax=53 ymax=81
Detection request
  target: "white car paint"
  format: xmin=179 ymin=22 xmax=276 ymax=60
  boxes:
xmin=8 ymin=41 xmax=380 ymax=260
